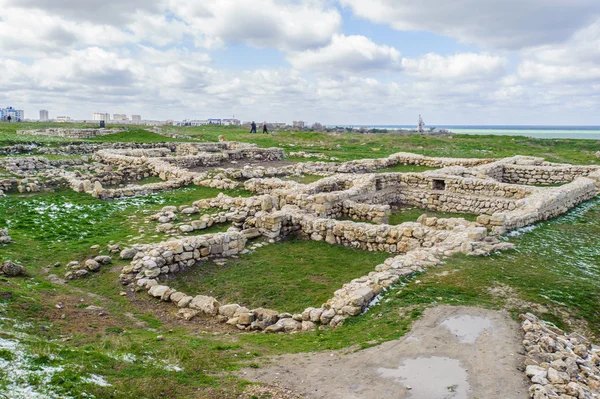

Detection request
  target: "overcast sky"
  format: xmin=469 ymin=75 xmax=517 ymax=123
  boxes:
xmin=1 ymin=0 xmax=599 ymax=125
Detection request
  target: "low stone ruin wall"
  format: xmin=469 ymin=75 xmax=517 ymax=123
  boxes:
xmin=472 ymin=156 xmax=600 ymax=186
xmin=0 ymin=178 xmax=16 ymax=194
xmin=119 ymin=210 xmax=513 ymax=332
xmin=17 ymin=128 xmax=125 ymax=139
xmin=163 ymin=154 xmax=226 ymax=168
xmin=478 ymin=176 xmax=599 ymax=233
xmin=340 ymin=200 xmax=391 ymax=223
xmin=502 ymin=163 xmax=600 ymax=185
xmin=120 ymin=231 xmax=247 ymax=283
xmin=244 ymin=173 xmax=535 ymax=219
xmin=0 ymin=156 xmax=90 ymax=176
xmin=251 ymin=207 xmax=488 ymax=254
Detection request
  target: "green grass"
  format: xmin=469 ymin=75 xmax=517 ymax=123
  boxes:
xmin=0 ymin=186 xmax=251 ymax=266
xmin=388 ymin=207 xmax=479 ymax=225
xmin=390 ymin=198 xmax=600 ymax=337
xmin=87 ymin=128 xmax=187 ymax=143
xmin=4 ymin=122 xmax=600 ymax=165
xmin=167 ymin=238 xmax=390 ymax=313
xmin=160 ymin=125 xmax=600 ymax=164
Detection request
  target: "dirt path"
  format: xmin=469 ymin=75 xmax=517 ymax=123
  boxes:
xmin=241 ymin=306 xmax=528 ymax=399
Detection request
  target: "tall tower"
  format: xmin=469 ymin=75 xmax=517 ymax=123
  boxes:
xmin=418 ymin=115 xmax=425 ymax=134
xmin=40 ymin=110 xmax=49 ymax=121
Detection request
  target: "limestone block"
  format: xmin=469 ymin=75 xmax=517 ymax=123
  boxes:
xmin=189 ymin=295 xmax=220 ymax=315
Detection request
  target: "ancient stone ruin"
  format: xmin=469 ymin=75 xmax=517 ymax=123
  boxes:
xmin=3 ymin=136 xmax=600 ymax=397
xmin=16 ymin=128 xmax=125 ymax=139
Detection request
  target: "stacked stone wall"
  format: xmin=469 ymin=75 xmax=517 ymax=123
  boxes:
xmin=119 ymin=232 xmax=247 ymax=283
xmin=501 ymin=164 xmax=599 ymax=185
xmin=16 ymin=128 xmax=125 ymax=138
xmin=478 ymin=176 xmax=599 ymax=233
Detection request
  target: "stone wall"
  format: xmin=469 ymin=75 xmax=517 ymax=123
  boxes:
xmin=471 ymin=156 xmax=600 ymax=186
xmin=119 ymin=231 xmax=247 ymax=283
xmin=17 ymin=128 xmax=125 ymax=139
xmin=119 ymin=207 xmax=513 ymax=332
xmin=502 ymin=163 xmax=600 ymax=185
xmin=0 ymin=178 xmax=18 ymax=193
xmin=244 ymin=173 xmax=534 ymax=218
xmin=477 ymin=176 xmax=599 ymax=233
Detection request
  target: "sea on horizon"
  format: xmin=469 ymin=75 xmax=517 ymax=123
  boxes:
xmin=328 ymin=125 xmax=600 ymax=140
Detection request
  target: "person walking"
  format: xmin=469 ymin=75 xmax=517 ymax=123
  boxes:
xmin=250 ymin=121 xmax=257 ymax=133
xmin=262 ymin=121 xmax=268 ymax=134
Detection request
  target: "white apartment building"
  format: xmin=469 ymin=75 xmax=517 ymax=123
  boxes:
xmin=222 ymin=118 xmax=241 ymax=126
xmin=92 ymin=112 xmax=110 ymax=121
xmin=0 ymin=106 xmax=24 ymax=121
xmin=39 ymin=110 xmax=49 ymax=121
xmin=293 ymin=121 xmax=305 ymax=128
xmin=131 ymin=115 xmax=142 ymax=122
xmin=112 ymin=114 xmax=128 ymax=121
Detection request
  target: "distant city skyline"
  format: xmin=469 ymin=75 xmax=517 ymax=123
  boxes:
xmin=1 ymin=0 xmax=599 ymax=125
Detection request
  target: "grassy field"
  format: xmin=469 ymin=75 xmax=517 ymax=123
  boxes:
xmin=167 ymin=239 xmax=390 ymax=314
xmin=2 ymin=122 xmax=600 ymax=164
xmin=2 ymin=121 xmax=600 ymax=397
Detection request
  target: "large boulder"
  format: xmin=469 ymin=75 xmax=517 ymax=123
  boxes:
xmin=264 ymin=318 xmax=301 ymax=333
xmin=218 ymin=304 xmax=241 ymax=318
xmin=1 ymin=261 xmax=27 ymax=277
xmin=85 ymin=259 xmax=101 ymax=271
xmin=120 ymin=248 xmax=137 ymax=260
xmin=94 ymin=255 xmax=112 ymax=265
xmin=189 ymin=295 xmax=220 ymax=315
xmin=252 ymin=308 xmax=279 ymax=325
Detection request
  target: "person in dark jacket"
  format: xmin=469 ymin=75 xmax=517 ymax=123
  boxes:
xmin=250 ymin=121 xmax=257 ymax=133
xmin=262 ymin=121 xmax=268 ymax=134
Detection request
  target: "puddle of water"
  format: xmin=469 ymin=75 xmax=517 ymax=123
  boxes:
xmin=441 ymin=315 xmax=492 ymax=344
xmin=378 ymin=356 xmax=469 ymax=399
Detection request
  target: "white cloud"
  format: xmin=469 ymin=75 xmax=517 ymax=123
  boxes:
xmin=11 ymin=0 xmax=165 ymax=25
xmin=287 ymin=34 xmax=401 ymax=72
xmin=1 ymin=0 xmax=600 ymax=124
xmin=168 ymin=0 xmax=342 ymax=50
xmin=515 ymin=21 xmax=600 ymax=85
xmin=339 ymin=0 xmax=600 ymax=49
xmin=401 ymin=53 xmax=506 ymax=81
xmin=517 ymin=61 xmax=600 ymax=84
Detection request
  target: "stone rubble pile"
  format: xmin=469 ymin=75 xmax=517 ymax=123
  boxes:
xmin=150 ymin=205 xmax=247 ymax=235
xmin=0 ymin=228 xmax=11 ymax=244
xmin=521 ymin=313 xmax=600 ymax=399
xmin=64 ymin=256 xmax=112 ymax=280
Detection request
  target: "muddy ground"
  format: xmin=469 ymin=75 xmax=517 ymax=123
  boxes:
xmin=240 ymin=306 xmax=528 ymax=399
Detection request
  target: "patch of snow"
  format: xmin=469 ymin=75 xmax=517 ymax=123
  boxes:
xmin=0 ymin=337 xmax=71 ymax=399
xmin=81 ymin=374 xmax=111 ymax=387
xmin=506 ymin=224 xmax=539 ymax=237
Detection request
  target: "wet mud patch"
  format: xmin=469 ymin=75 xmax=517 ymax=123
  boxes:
xmin=240 ymin=306 xmax=528 ymax=398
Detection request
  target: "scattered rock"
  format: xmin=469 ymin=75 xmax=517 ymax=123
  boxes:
xmin=1 ymin=261 xmax=27 ymax=277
